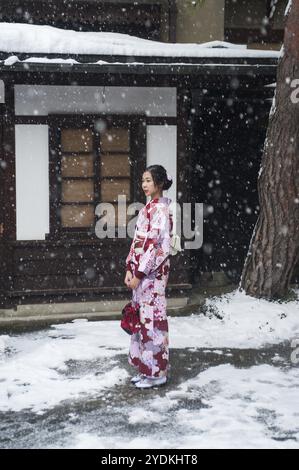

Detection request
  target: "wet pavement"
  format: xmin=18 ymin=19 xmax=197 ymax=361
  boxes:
xmin=0 ymin=342 xmax=297 ymax=449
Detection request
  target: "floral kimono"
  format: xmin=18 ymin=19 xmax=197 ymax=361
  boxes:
xmin=125 ymin=196 xmax=173 ymax=378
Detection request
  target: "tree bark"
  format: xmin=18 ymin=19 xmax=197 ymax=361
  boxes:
xmin=240 ymin=0 xmax=299 ymax=299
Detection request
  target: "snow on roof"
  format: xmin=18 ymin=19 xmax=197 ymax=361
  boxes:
xmin=0 ymin=22 xmax=280 ymax=63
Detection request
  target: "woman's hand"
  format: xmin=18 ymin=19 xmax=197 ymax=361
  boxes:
xmin=128 ymin=276 xmax=141 ymax=290
xmin=124 ymin=270 xmax=133 ymax=287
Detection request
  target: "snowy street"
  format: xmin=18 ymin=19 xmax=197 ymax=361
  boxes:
xmin=0 ymin=289 xmax=299 ymax=449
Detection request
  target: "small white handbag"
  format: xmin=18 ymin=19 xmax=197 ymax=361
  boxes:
xmin=170 ymin=233 xmax=182 ymax=256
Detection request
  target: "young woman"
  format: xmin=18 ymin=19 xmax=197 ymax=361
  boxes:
xmin=124 ymin=165 xmax=173 ymax=389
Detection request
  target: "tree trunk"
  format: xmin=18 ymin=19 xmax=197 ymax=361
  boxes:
xmin=240 ymin=0 xmax=299 ymax=299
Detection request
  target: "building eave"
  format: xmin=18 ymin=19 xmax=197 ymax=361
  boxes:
xmin=0 ymin=56 xmax=278 ymax=77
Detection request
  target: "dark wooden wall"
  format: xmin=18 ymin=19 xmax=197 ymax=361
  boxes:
xmin=0 ymin=0 xmax=165 ymax=41
xmin=190 ymin=75 xmax=275 ymax=283
xmin=6 ymin=239 xmax=188 ymax=305
xmin=0 ymin=106 xmax=4 ymax=306
xmin=224 ymin=0 xmax=286 ymax=46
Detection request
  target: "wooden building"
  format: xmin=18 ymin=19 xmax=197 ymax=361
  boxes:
xmin=0 ymin=1 xmax=290 ymax=317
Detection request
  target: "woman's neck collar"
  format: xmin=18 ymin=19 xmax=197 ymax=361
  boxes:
xmin=150 ymin=195 xmax=169 ymax=204
xmin=151 ymin=193 xmax=163 ymax=200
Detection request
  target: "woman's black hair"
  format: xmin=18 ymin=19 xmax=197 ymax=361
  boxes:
xmin=144 ymin=164 xmax=173 ymax=191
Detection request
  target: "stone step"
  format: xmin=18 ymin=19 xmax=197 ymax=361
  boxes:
xmin=0 ymin=297 xmax=190 ymax=331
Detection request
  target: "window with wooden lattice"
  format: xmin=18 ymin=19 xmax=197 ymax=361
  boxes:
xmin=48 ymin=115 xmax=146 ymax=238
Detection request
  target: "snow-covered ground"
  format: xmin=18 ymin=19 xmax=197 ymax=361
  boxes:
xmin=0 ymin=289 xmax=298 ymax=449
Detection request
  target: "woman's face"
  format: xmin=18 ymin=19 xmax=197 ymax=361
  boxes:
xmin=142 ymin=171 xmax=162 ymax=199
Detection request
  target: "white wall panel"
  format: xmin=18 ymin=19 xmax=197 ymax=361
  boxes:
xmin=15 ymin=125 xmax=49 ymax=240
xmin=15 ymin=85 xmax=176 ymax=117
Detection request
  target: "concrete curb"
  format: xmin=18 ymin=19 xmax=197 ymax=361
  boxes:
xmin=0 ymin=296 xmax=193 ymax=333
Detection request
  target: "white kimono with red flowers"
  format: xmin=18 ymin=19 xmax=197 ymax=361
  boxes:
xmin=125 ymin=196 xmax=173 ymax=378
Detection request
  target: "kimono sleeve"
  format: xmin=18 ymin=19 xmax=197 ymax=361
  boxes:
xmin=125 ymin=241 xmax=134 ymax=272
xmin=125 ymin=209 xmax=145 ymax=272
xmin=135 ymin=204 xmax=171 ymax=279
